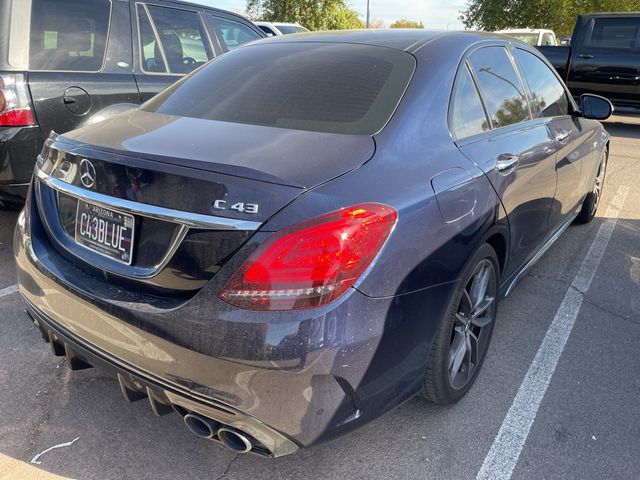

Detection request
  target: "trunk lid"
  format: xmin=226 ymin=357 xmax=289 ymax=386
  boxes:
xmin=34 ymin=111 xmax=375 ymax=297
xmin=61 ymin=109 xmax=376 ymax=189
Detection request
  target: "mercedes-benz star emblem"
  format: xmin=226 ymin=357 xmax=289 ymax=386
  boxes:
xmin=79 ymin=159 xmax=96 ymax=188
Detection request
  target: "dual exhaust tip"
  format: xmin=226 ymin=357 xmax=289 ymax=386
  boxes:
xmin=183 ymin=413 xmax=253 ymax=454
xmin=28 ymin=309 xmax=267 ymax=456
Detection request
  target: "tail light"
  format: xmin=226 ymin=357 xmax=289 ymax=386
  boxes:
xmin=0 ymin=73 xmax=36 ymax=127
xmin=220 ymin=203 xmax=398 ymax=311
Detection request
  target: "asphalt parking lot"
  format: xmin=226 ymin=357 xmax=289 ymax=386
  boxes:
xmin=0 ymin=114 xmax=638 ymax=480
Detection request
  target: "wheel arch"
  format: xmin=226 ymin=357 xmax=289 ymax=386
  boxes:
xmin=485 ymin=231 xmax=508 ymax=277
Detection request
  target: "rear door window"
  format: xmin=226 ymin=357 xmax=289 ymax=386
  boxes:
xmin=29 ymin=0 xmax=111 ymax=71
xmin=587 ymin=17 xmax=640 ymax=49
xmin=468 ymin=46 xmax=531 ymax=129
xmin=513 ymin=48 xmax=569 ymax=118
xmin=209 ymin=16 xmax=262 ymax=51
xmin=141 ymin=5 xmax=213 ymax=74
xmin=450 ymin=64 xmax=490 ymax=140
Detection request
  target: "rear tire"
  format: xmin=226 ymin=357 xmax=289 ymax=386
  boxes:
xmin=576 ymin=147 xmax=608 ymax=224
xmin=421 ymin=243 xmax=499 ymax=405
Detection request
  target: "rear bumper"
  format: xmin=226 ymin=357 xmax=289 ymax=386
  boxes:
xmin=24 ymin=298 xmax=298 ymax=456
xmin=0 ymin=125 xmax=44 ymax=202
xmin=14 ymin=180 xmax=455 ymax=454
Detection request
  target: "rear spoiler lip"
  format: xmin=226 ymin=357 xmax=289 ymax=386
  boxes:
xmin=50 ymin=134 xmax=306 ymax=189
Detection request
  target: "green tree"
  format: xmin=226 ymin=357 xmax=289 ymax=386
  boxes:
xmin=246 ymin=0 xmax=364 ymax=31
xmin=389 ymin=19 xmax=425 ymax=29
xmin=460 ymin=0 xmax=640 ymax=36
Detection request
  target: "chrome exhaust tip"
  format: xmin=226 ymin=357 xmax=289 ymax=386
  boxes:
xmin=183 ymin=413 xmax=219 ymax=439
xmin=217 ymin=427 xmax=253 ymax=454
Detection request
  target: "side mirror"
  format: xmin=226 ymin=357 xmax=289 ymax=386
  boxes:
xmin=580 ymin=94 xmax=613 ymax=121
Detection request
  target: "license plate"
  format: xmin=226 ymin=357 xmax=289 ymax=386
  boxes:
xmin=74 ymin=200 xmax=135 ymax=265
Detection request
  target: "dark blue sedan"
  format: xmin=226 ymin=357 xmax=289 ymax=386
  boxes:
xmin=14 ymin=30 xmax=612 ymax=457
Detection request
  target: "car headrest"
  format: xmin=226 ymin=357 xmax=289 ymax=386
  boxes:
xmin=156 ymin=32 xmax=184 ymax=66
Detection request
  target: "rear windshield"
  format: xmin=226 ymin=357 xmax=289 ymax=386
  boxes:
xmin=143 ymin=43 xmax=416 ymax=135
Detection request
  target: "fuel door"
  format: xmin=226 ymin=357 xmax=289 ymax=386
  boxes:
xmin=63 ymin=87 xmax=92 ymax=115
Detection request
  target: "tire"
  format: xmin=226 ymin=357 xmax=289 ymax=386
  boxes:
xmin=421 ymin=243 xmax=500 ymax=405
xmin=575 ymin=147 xmax=608 ymax=224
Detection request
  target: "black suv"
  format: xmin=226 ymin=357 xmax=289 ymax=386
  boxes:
xmin=0 ymin=0 xmax=265 ymax=207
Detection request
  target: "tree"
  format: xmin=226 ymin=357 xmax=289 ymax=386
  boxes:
xmin=389 ymin=19 xmax=425 ymax=29
xmin=460 ymin=0 xmax=640 ymax=36
xmin=246 ymin=0 xmax=364 ymax=31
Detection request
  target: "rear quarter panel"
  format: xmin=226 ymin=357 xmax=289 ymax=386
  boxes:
xmin=263 ymin=34 xmax=508 ymax=299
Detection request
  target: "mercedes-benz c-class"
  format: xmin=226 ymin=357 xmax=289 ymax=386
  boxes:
xmin=14 ymin=31 xmax=612 ymax=456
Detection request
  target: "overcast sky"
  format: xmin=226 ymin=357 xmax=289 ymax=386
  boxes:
xmin=197 ymin=1 xmax=468 ymax=29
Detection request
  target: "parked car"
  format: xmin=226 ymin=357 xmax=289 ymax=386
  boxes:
xmin=15 ymin=30 xmax=612 ymax=457
xmin=537 ymin=13 xmax=640 ymax=108
xmin=255 ymin=21 xmax=310 ymax=36
xmin=0 ymin=0 xmax=265 ymax=208
xmin=495 ymin=28 xmax=558 ymax=46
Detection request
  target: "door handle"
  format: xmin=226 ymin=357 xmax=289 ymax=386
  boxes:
xmin=496 ymin=153 xmax=519 ymax=174
xmin=555 ymin=130 xmax=571 ymax=143
xmin=578 ymin=54 xmax=594 ymax=59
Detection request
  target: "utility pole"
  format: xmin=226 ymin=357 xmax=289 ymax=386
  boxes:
xmin=366 ymin=0 xmax=370 ymax=28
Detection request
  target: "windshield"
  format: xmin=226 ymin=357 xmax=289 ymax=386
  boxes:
xmin=276 ymin=25 xmax=309 ymax=34
xmin=143 ymin=43 xmax=416 ymax=135
xmin=506 ymin=33 xmax=539 ymax=45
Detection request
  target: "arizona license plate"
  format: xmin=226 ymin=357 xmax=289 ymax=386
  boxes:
xmin=74 ymin=200 xmax=135 ymax=265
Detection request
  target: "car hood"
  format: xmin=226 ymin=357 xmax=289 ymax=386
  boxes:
xmin=60 ymin=109 xmax=376 ymax=189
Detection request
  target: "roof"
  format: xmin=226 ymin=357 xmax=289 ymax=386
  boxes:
xmin=257 ymin=30 xmax=511 ymax=53
xmin=256 ymin=30 xmax=496 ymax=52
xmin=579 ymin=12 xmax=640 ymax=17
xmin=155 ymin=0 xmax=251 ymax=21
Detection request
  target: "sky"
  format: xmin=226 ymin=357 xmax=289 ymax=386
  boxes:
xmin=197 ymin=0 xmax=468 ymax=30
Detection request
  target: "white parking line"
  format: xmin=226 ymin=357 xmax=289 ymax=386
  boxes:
xmin=0 ymin=284 xmax=18 ymax=298
xmin=476 ymin=186 xmax=630 ymax=480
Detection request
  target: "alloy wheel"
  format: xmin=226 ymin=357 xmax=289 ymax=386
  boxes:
xmin=448 ymin=259 xmax=497 ymax=390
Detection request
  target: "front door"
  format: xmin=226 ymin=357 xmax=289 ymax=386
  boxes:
xmin=27 ymin=0 xmax=140 ymax=137
xmin=511 ymin=47 xmax=597 ymax=229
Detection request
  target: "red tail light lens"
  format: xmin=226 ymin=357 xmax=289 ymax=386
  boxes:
xmin=0 ymin=74 xmax=36 ymax=127
xmin=220 ymin=203 xmax=398 ymax=311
